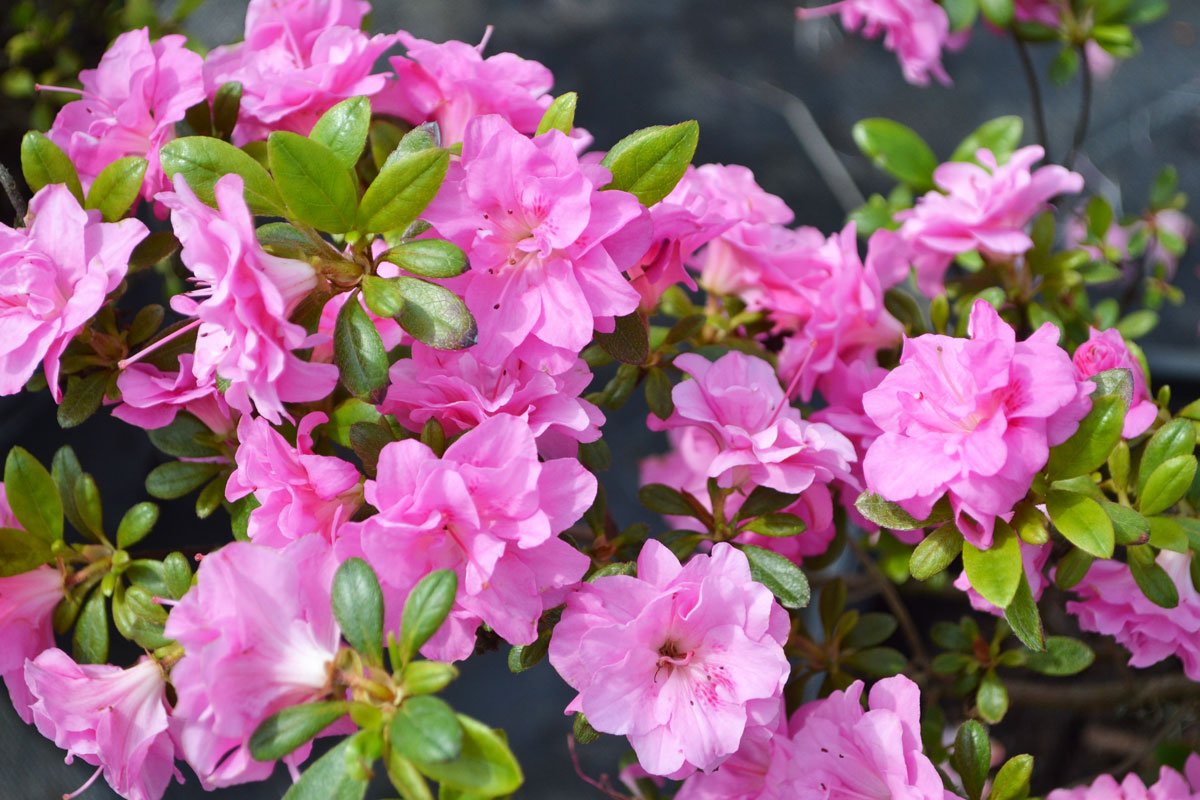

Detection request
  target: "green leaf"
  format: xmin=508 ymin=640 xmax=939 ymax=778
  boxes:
xmin=942 ymin=0 xmax=979 ymax=31
xmin=332 ymin=558 xmax=385 ymax=664
xmin=283 ymin=732 xmax=370 ymax=800
xmin=84 ymin=156 xmax=148 ymax=221
xmin=0 ymin=528 xmax=53 ymax=576
xmin=979 ymin=0 xmax=1015 ymax=27
xmin=111 ymin=583 xmax=170 ymax=650
xmin=1116 ymin=309 xmax=1158 ymax=339
xmin=392 ymin=696 xmax=464 ymax=765
xmin=740 ymin=544 xmax=811 ymax=609
xmin=335 ymin=293 xmax=390 ymax=401
xmin=250 ymin=701 xmax=350 ymax=762
xmin=1024 ymin=636 xmax=1095 ymax=676
xmin=1046 ymin=394 xmax=1126 ymax=480
xmin=1100 ymin=500 xmax=1150 ymax=546
xmin=72 ymin=474 xmax=103 ymax=540
xmin=144 ymin=461 xmax=222 ymax=500
xmin=1128 ymin=545 xmax=1179 ymax=608
xmin=5 ymin=446 xmax=63 ymax=543
xmin=841 ymin=646 xmax=907 ymax=678
xmin=854 ymin=492 xmax=952 ymax=530
xmin=383 ymin=240 xmax=468 ymax=279
xmin=1147 ymin=516 xmax=1190 ymax=553
xmin=735 ymin=486 xmax=796 ymax=521
xmin=976 ymin=669 xmax=1009 ymax=724
xmin=1003 ymin=574 xmax=1045 ymax=652
xmin=1049 ymin=45 xmax=1080 ymax=85
xmin=950 ymin=116 xmax=1023 ymax=164
xmin=961 ymin=520 xmax=1022 ymax=608
xmin=410 ymin=715 xmax=522 ymax=797
xmin=851 ymin=118 xmax=938 ymax=190
xmin=1046 ymin=490 xmax=1115 ymax=558
xmin=1138 ymin=419 xmax=1195 ymax=496
xmin=399 ymin=569 xmax=458 ymax=664
xmin=1053 ymin=548 xmax=1094 ymax=590
xmin=73 ymin=588 xmax=109 ymax=664
xmin=742 ymin=512 xmax=806 ymax=538
xmin=163 ymin=552 xmax=193 ymax=599
xmin=56 ymin=371 xmax=111 ymax=429
xmin=20 ymin=131 xmax=83 ymax=201
xmin=310 ymin=97 xmax=372 ymax=170
xmin=362 ymin=275 xmax=406 ymax=318
xmin=125 ymin=559 xmax=169 ymax=597
xmin=572 ymin=712 xmax=600 ymax=744
xmin=386 ymin=750 xmax=434 ymax=800
xmin=638 ymin=484 xmax=695 ymax=517
xmin=990 ymin=754 xmax=1034 ymax=800
xmin=536 ymin=92 xmax=578 ymax=136
xmin=644 ymin=367 xmax=674 ymax=421
xmin=159 ymin=136 xmax=286 ymax=216
xmin=952 ymin=720 xmax=991 ymax=800
xmin=268 ymin=132 xmax=359 ymax=233
xmin=401 ymin=660 xmax=458 ymax=695
xmin=148 ymin=413 xmax=221 ymax=458
xmin=600 ymin=120 xmax=699 ymax=207
xmin=195 ymin=478 xmax=226 ymax=519
xmin=392 ymin=277 xmax=477 ymax=350
xmin=909 ymin=523 xmax=963 ymax=580
xmin=114 ymin=502 xmax=159 ymax=550
xmin=1138 ymin=455 xmax=1197 ymax=516
xmin=842 ymin=612 xmax=898 ymax=649
xmin=211 ymin=81 xmax=242 ymax=140
xmin=357 ymin=147 xmax=449 ymax=234
xmin=595 ymin=312 xmax=650 ymax=366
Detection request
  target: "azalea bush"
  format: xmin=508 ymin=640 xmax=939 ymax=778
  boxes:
xmin=1 ymin=0 xmax=1199 ymax=798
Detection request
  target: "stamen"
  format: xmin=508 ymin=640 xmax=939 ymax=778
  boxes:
xmin=117 ymin=318 xmax=202 ymax=370
xmin=768 ymin=339 xmax=817 ymax=427
xmin=794 ymin=1 xmax=849 ymax=20
xmin=36 ymin=84 xmax=84 ymax=96
xmin=63 ymin=764 xmax=104 ymax=799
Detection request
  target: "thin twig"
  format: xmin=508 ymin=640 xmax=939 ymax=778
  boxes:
xmin=1013 ymin=37 xmax=1050 ymax=157
xmin=567 ymin=736 xmax=631 ymax=800
xmin=848 ymin=536 xmax=929 ymax=669
xmin=1065 ymin=45 xmax=1093 ymax=170
xmin=0 ymin=163 xmax=28 ymax=224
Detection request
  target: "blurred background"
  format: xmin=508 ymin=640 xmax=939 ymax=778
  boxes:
xmin=1 ymin=0 xmax=1198 ymax=797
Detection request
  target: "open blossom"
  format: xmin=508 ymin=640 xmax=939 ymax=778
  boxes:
xmin=382 ymin=344 xmax=604 ymax=457
xmin=26 ymin=650 xmax=176 ymax=800
xmin=797 ymin=0 xmax=953 ymax=86
xmin=1048 ymin=755 xmax=1200 ymax=800
xmin=166 ymin=536 xmax=342 ymax=788
xmin=46 ymin=28 xmax=204 ymax=200
xmin=549 ymin=540 xmax=790 ymax=777
xmin=863 ymin=300 xmax=1092 ymax=548
xmin=897 ymin=146 xmax=1084 ymax=292
xmin=790 ymin=675 xmax=953 ymax=798
xmin=203 ymin=0 xmax=395 ymax=143
xmin=338 ymin=414 xmax=593 ymax=662
xmin=648 ymin=351 xmax=857 ymax=495
xmin=698 ymin=221 xmax=824 ymax=300
xmin=226 ymin=413 xmax=362 ymax=547
xmin=1066 ymin=550 xmax=1200 ymax=680
xmin=158 ymin=173 xmax=338 ymax=423
xmin=423 ymin=115 xmax=651 ymax=368
xmin=1073 ymin=327 xmax=1156 ymax=439
xmin=956 ymin=540 xmax=1051 ymax=615
xmin=379 ymin=29 xmax=553 ymax=144
xmin=1 ymin=184 xmax=147 ymax=399
xmin=675 ymin=721 xmax=801 ymax=800
xmin=113 ymin=354 xmax=235 ymax=435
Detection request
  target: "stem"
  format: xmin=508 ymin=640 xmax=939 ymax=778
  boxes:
xmin=1065 ymin=45 xmax=1093 ymax=170
xmin=117 ymin=318 xmax=202 ymax=370
xmin=1006 ymin=674 xmax=1200 ymax=710
xmin=0 ymin=163 xmax=27 ymax=223
xmin=1014 ymin=37 xmax=1050 ymax=158
xmin=848 ymin=536 xmax=930 ymax=669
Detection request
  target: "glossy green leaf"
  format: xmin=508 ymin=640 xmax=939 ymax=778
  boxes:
xmin=334 ymin=293 xmax=390 ymax=401
xmin=392 ymin=277 xmax=477 ymax=350
xmin=392 ymin=696 xmax=464 ymax=765
xmin=644 ymin=367 xmax=674 ymax=420
xmin=383 ymin=240 xmax=468 ymax=279
xmin=1138 ymin=419 xmax=1195 ymax=495
xmin=4 ymin=446 xmax=63 ymax=543
xmin=332 ymin=558 xmax=385 ymax=664
xmin=144 ymin=461 xmax=222 ymax=500
xmin=409 ymin=715 xmax=522 ymax=796
xmin=851 ymin=118 xmax=937 ymax=190
xmin=742 ymin=512 xmax=807 ymax=538
xmin=268 ymin=132 xmax=358 ymax=233
xmin=163 ymin=552 xmax=193 ymax=599
xmin=73 ymin=588 xmax=109 ymax=664
xmin=909 ymin=523 xmax=962 ymax=580
xmin=399 ymin=569 xmax=458 ymax=664
xmin=1147 ymin=516 xmax=1190 ymax=553
xmin=990 ymin=754 xmax=1034 ymax=800
xmin=735 ymin=486 xmax=796 ymax=521
xmin=386 ymin=750 xmax=433 ymax=800
xmin=159 ymin=136 xmax=286 ymax=216
xmin=600 ymin=120 xmax=699 ymax=207
xmin=952 ymin=720 xmax=990 ymax=800
xmin=310 ymin=96 xmax=372 ymax=170
xmin=56 ymin=371 xmax=110 ymax=429
xmin=1128 ymin=545 xmax=1179 ymax=608
xmin=1046 ymin=394 xmax=1126 ymax=480
xmin=1138 ymin=454 xmax=1197 ymax=516
xmin=961 ymin=520 xmax=1022 ymax=608
xmin=1024 ymin=636 xmax=1095 ymax=676
xmin=20 ymin=131 xmax=83 ymax=201
xmin=117 ymin=502 xmax=159 ymax=550
xmin=1003 ymin=573 xmax=1045 ymax=652
xmin=976 ymin=669 xmax=1009 ymax=724
xmin=0 ymin=528 xmax=53 ymax=576
xmin=147 ymin=413 xmax=221 ymax=458
xmin=855 ymin=492 xmax=952 ymax=530
xmin=283 ymin=732 xmax=370 ymax=800
xmin=950 ymin=116 xmax=1023 ymax=163
xmin=979 ymin=0 xmax=1015 ymax=27
xmin=250 ymin=701 xmax=350 ymax=762
xmin=1053 ymin=548 xmax=1094 ymax=590
xmin=741 ymin=544 xmax=810 ymax=609
xmin=1046 ymin=490 xmax=1114 ymax=558
xmin=595 ymin=312 xmax=650 ymax=365
xmin=1100 ymin=500 xmax=1150 ymax=546
xmin=362 ymin=275 xmax=406 ymax=318
xmin=401 ymin=661 xmax=458 ymax=696
xmin=84 ymin=157 xmax=147 ymax=221
xmin=72 ymin=474 xmax=103 ymax=540
xmin=211 ymin=81 xmax=242 ymax=140
xmin=536 ymin=92 xmax=578 ymax=136
xmin=357 ymin=147 xmax=449 ymax=234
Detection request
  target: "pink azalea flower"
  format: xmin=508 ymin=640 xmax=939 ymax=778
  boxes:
xmin=25 ymin=650 xmax=176 ymax=800
xmin=46 ymin=28 xmax=205 ymax=200
xmin=1047 ymin=754 xmax=1200 ymax=800
xmin=1066 ymin=550 xmax=1200 ymax=680
xmin=0 ymin=185 xmax=146 ymax=399
xmin=862 ymin=300 xmax=1092 ymax=548
xmin=648 ymin=351 xmax=857 ymax=495
xmin=955 ymin=540 xmax=1052 ymax=615
xmin=382 ymin=344 xmax=604 ymax=458
xmin=338 ymin=413 xmax=593 ymax=662
xmin=378 ymin=28 xmax=554 ymax=144
xmin=796 ymin=0 xmax=954 ymax=87
xmin=549 ymin=539 xmax=790 ymax=777
xmin=790 ymin=674 xmax=953 ymax=798
xmin=157 ymin=173 xmax=338 ymax=423
xmin=1014 ymin=0 xmax=1061 ymax=26
xmin=113 ymin=354 xmax=236 ymax=435
xmin=896 ymin=146 xmax=1084 ymax=293
xmin=675 ymin=721 xmax=802 ymax=799
xmin=1144 ymin=209 xmax=1194 ymax=277
xmin=166 ymin=536 xmax=342 ymax=789
xmin=203 ymin=0 xmax=396 ymax=144
xmin=422 ymin=115 xmax=652 ymax=369
xmin=225 ymin=413 xmax=363 ymax=547
xmin=1073 ymin=327 xmax=1156 ymax=439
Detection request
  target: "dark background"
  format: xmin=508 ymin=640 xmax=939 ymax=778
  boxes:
xmin=1 ymin=1 xmax=1199 ymax=797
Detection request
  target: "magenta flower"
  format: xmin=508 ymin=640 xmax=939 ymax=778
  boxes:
xmin=25 ymin=650 xmax=176 ymax=800
xmin=203 ymin=0 xmax=395 ymax=143
xmin=113 ymin=354 xmax=235 ymax=435
xmin=46 ymin=28 xmax=205 ymax=200
xmin=157 ymin=173 xmax=338 ymax=423
xmin=790 ymin=675 xmax=952 ymax=798
xmin=955 ymin=540 xmax=1052 ymax=615
xmin=1073 ymin=327 xmax=1156 ymax=439
xmin=549 ymin=539 xmax=790 ymax=777
xmin=0 ymin=184 xmax=147 ymax=399
xmin=897 ymin=146 xmax=1084 ymax=293
xmin=648 ymin=351 xmax=857 ymax=495
xmin=423 ymin=115 xmax=651 ymax=368
xmin=225 ymin=413 xmax=363 ymax=547
xmin=862 ymin=300 xmax=1092 ymax=548
xmin=1066 ymin=550 xmax=1200 ymax=681
xmin=166 ymin=536 xmax=342 ymax=788
xmin=379 ymin=28 xmax=554 ymax=144
xmin=1047 ymin=755 xmax=1200 ymax=800
xmin=338 ymin=413 xmax=593 ymax=662
xmin=382 ymin=344 xmax=604 ymax=458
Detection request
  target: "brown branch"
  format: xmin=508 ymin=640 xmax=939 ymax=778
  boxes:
xmin=1006 ymin=674 xmax=1200 ymax=711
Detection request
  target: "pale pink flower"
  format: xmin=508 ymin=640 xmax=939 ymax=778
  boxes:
xmin=549 ymin=539 xmax=790 ymax=777
xmin=157 ymin=173 xmax=338 ymax=423
xmin=166 ymin=536 xmax=342 ymax=789
xmin=897 ymin=146 xmax=1084 ymax=293
xmin=382 ymin=344 xmax=604 ymax=458
xmin=796 ymin=0 xmax=954 ymax=86
xmin=113 ymin=354 xmax=235 ymax=435
xmin=955 ymin=540 xmax=1052 ymax=615
xmin=1047 ymin=755 xmax=1200 ymax=800
xmin=225 ymin=413 xmax=362 ymax=547
xmin=46 ymin=28 xmax=205 ymax=200
xmin=379 ymin=28 xmax=554 ymax=144
xmin=25 ymin=650 xmax=176 ymax=800
xmin=790 ymin=674 xmax=953 ymax=799
xmin=203 ymin=0 xmax=395 ymax=144
xmin=675 ymin=721 xmax=802 ymax=800
xmin=648 ymin=351 xmax=857 ymax=495
xmin=1013 ymin=0 xmax=1061 ymax=26
xmin=0 ymin=185 xmax=146 ymax=399
xmin=422 ymin=115 xmax=651 ymax=369
xmin=1072 ymin=327 xmax=1156 ymax=439
xmin=1066 ymin=550 xmax=1200 ymax=680
xmin=337 ymin=413 xmax=593 ymax=662
xmin=862 ymin=300 xmax=1092 ymax=548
